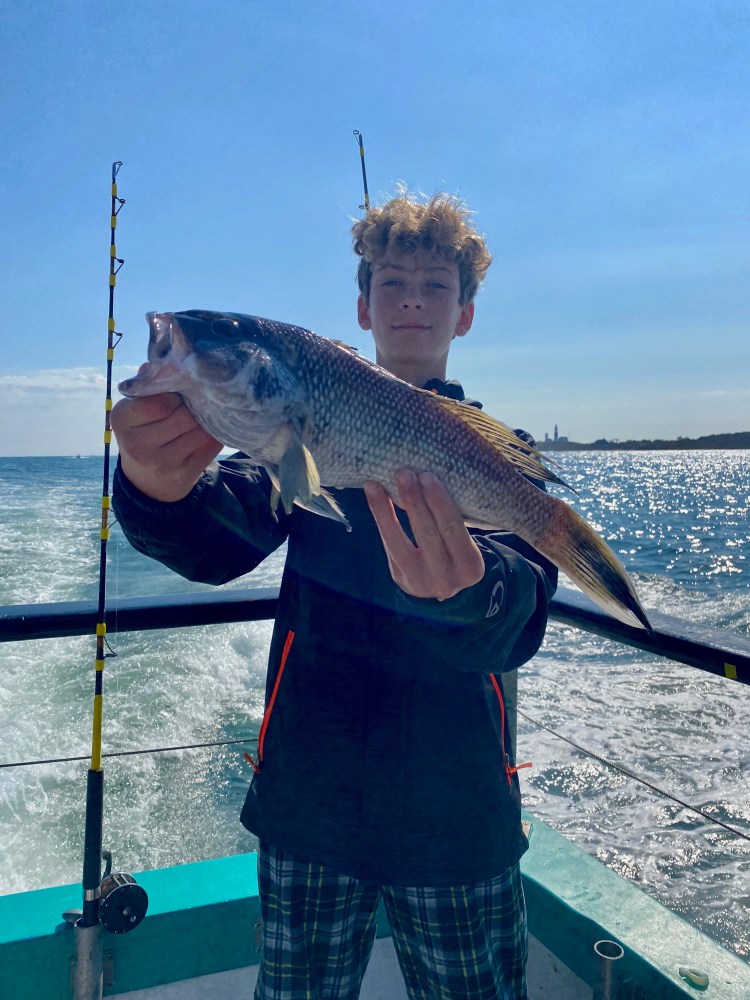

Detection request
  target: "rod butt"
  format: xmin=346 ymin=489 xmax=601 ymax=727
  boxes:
xmin=71 ymin=920 xmax=103 ymax=1000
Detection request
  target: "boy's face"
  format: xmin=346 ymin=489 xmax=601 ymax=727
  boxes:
xmin=357 ymin=251 xmax=474 ymax=384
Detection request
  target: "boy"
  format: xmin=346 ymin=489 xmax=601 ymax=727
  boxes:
xmin=112 ymin=192 xmax=557 ymax=999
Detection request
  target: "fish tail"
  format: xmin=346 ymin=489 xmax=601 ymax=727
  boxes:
xmin=541 ymin=502 xmax=652 ymax=630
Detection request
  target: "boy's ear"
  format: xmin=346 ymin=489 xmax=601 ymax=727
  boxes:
xmin=357 ymin=295 xmax=372 ymax=331
xmin=453 ymin=301 xmax=474 ymax=339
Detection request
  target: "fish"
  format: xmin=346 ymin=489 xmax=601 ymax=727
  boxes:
xmin=118 ymin=309 xmax=651 ymax=630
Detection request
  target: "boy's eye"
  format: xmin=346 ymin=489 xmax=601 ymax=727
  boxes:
xmin=427 ymin=282 xmax=449 ymax=290
xmin=381 ymin=279 xmax=401 ymax=287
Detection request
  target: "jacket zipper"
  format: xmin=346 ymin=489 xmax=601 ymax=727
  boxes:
xmin=245 ymin=629 xmax=296 ymax=775
xmin=489 ymin=674 xmax=532 ymax=785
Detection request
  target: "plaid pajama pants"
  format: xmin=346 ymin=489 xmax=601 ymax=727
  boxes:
xmin=254 ymin=841 xmax=528 ymax=1000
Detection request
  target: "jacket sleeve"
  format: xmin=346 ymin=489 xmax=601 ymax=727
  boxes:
xmin=394 ymin=531 xmax=558 ymax=674
xmin=111 ymin=456 xmax=290 ymax=585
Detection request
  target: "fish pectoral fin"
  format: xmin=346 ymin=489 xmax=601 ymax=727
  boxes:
xmin=270 ymin=455 xmax=349 ymax=528
xmin=268 ymin=481 xmax=282 ymax=520
xmin=278 ymin=434 xmax=321 ymax=514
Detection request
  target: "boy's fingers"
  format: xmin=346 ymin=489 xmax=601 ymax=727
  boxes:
xmin=396 ymin=471 xmax=442 ymax=548
xmin=162 ymin=423 xmax=220 ymax=465
xmin=111 ymin=393 xmax=185 ymax=431
xmin=155 ymin=406 xmax=213 ymax=448
xmin=395 ymin=470 xmax=452 ymax=583
xmin=364 ymin=481 xmax=417 ymax=569
xmin=364 ymin=480 xmax=438 ymax=595
xmin=113 ymin=393 xmax=222 ymax=502
xmin=396 ymin=472 xmax=484 ymax=597
xmin=418 ymin=473 xmax=485 ymax=580
xmin=365 ymin=473 xmax=485 ymax=599
xmin=114 ymin=396 xmax=218 ymax=453
xmin=398 ymin=470 xmax=470 ymax=568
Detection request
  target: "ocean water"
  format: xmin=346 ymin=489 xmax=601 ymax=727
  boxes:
xmin=0 ymin=452 xmax=748 ymax=959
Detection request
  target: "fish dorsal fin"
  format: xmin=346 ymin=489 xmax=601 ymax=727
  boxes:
xmin=329 ymin=340 xmax=360 ymax=354
xmin=426 ymin=392 xmax=571 ymax=490
xmin=329 ymin=341 xmax=409 ymax=381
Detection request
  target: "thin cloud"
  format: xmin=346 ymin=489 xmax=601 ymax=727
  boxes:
xmin=0 ymin=366 xmax=140 ymax=456
xmin=0 ymin=367 xmax=138 ymax=400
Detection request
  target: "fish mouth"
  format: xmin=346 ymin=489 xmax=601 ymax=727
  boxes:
xmin=117 ymin=312 xmax=192 ymax=397
xmin=147 ymin=311 xmax=191 ymax=360
xmin=148 ymin=311 xmax=173 ymax=351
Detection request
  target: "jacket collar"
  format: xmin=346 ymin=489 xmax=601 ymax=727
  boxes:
xmin=421 ymin=377 xmax=483 ymax=410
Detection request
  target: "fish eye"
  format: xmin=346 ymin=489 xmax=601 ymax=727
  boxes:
xmin=212 ymin=319 xmax=241 ymax=338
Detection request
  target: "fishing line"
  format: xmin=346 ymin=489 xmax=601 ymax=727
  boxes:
xmin=0 ymin=737 xmax=258 ymax=770
xmin=11 ymin=712 xmax=747 ymax=844
xmin=518 ymin=708 xmax=750 ymax=844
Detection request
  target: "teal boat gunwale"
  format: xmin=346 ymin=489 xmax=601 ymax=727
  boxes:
xmin=1 ymin=815 xmax=748 ymax=999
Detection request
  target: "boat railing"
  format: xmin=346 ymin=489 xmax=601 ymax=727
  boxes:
xmin=1 ymin=585 xmax=748 ymax=684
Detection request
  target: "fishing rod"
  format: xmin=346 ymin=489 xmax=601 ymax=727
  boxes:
xmin=68 ymin=162 xmax=147 ymax=1000
xmin=353 ymin=129 xmax=370 ymax=211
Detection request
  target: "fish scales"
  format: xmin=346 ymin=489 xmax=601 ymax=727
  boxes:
xmin=118 ymin=310 xmax=651 ymax=630
xmin=277 ymin=327 xmax=531 ymax=522
xmin=306 ymin=352 xmax=551 ymax=546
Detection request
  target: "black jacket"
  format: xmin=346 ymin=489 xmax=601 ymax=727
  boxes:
xmin=112 ymin=384 xmax=557 ymax=885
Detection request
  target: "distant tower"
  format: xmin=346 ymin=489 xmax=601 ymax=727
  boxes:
xmin=554 ymin=423 xmax=558 ymax=443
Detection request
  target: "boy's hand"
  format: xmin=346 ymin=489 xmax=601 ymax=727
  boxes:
xmin=111 ymin=392 xmax=223 ymax=502
xmin=364 ymin=470 xmax=485 ymax=601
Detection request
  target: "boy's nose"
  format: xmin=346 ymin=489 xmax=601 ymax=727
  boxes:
xmin=399 ymin=285 xmax=425 ymax=308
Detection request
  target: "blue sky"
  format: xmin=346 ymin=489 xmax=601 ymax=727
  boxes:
xmin=0 ymin=0 xmax=747 ymax=455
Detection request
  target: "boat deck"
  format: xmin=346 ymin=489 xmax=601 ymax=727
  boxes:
xmin=116 ymin=934 xmax=591 ymax=999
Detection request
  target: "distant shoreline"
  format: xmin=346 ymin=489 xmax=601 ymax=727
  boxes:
xmin=0 ymin=431 xmax=749 ymax=460
xmin=538 ymin=431 xmax=750 ymax=452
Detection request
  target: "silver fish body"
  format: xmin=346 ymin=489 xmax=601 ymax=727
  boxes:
xmin=119 ymin=310 xmax=650 ymax=630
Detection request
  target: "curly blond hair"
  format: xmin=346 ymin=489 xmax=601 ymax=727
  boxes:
xmin=351 ymin=191 xmax=492 ymax=305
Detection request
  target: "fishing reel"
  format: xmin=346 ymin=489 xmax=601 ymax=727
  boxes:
xmin=98 ymin=851 xmax=148 ymax=934
xmin=63 ymin=851 xmax=148 ymax=934
xmin=98 ymin=871 xmax=148 ymax=933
